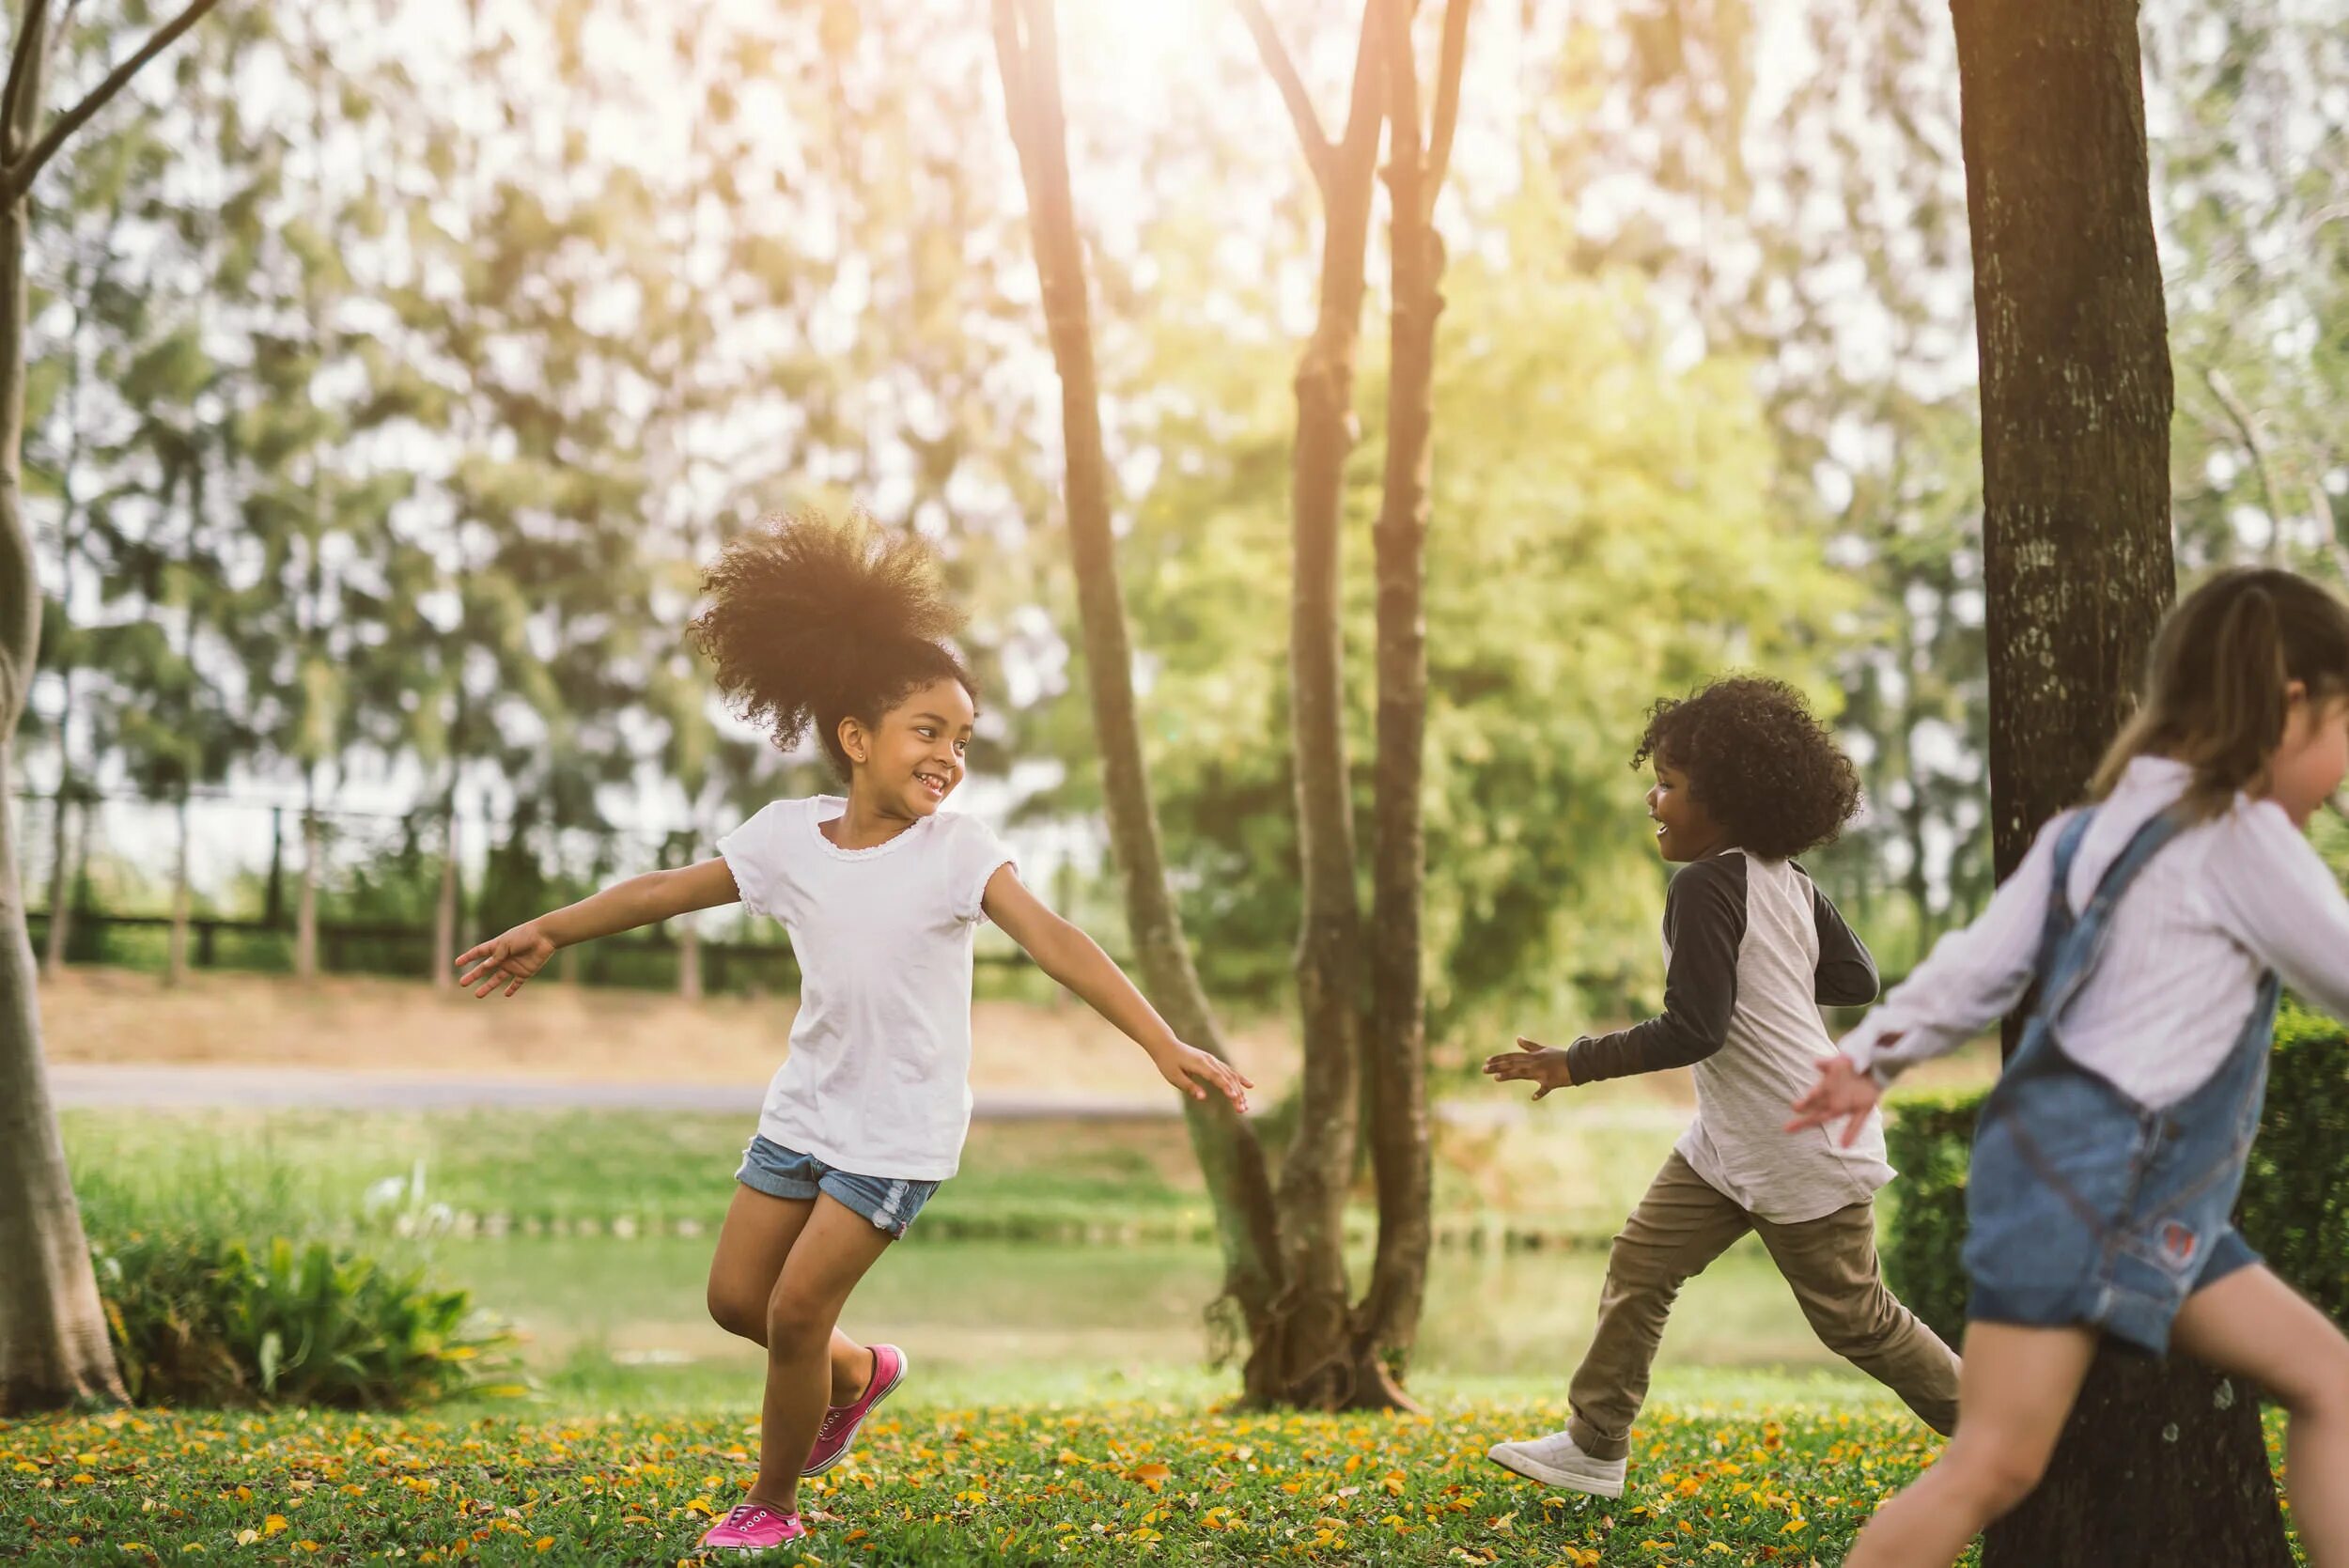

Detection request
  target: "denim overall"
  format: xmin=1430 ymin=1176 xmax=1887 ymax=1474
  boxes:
xmin=1961 ymin=806 xmax=2279 ymax=1355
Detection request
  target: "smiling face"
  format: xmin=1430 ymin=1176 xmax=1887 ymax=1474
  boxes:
xmin=837 ymin=676 xmax=977 ymax=820
xmin=1645 ymin=755 xmax=1731 ymax=863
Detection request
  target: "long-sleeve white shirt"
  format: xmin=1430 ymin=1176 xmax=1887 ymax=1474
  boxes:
xmin=1841 ymin=755 xmax=2349 ymax=1107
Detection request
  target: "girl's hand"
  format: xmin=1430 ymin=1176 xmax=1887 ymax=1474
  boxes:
xmin=1484 ymin=1035 xmax=1576 ymax=1100
xmin=1154 ymin=1042 xmax=1252 ymax=1113
xmin=455 ymin=922 xmax=557 ymax=998
xmin=1786 ymin=1054 xmax=1884 ymax=1146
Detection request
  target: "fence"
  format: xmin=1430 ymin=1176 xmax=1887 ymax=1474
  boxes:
xmin=14 ymin=789 xmax=1066 ymax=999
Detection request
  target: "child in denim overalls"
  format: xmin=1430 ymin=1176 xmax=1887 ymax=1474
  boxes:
xmin=1792 ymin=568 xmax=2349 ymax=1566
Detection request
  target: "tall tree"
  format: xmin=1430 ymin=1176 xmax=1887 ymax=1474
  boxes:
xmin=0 ymin=0 xmax=225 ymax=1415
xmin=1952 ymin=2 xmax=2288 ymax=1560
xmin=1352 ymin=0 xmax=1469 ymax=1403
xmin=988 ymin=0 xmax=1289 ymax=1401
xmin=1233 ymin=0 xmax=1386 ymax=1409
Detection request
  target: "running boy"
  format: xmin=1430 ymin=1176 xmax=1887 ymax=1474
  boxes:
xmin=1483 ymin=675 xmax=1960 ymax=1498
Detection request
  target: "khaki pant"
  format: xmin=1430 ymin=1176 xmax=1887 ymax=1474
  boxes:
xmin=1565 ymin=1152 xmax=1962 ymax=1461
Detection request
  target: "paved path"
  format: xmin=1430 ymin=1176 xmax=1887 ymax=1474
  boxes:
xmin=43 ymin=1063 xmax=1183 ymax=1120
xmin=43 ymin=1063 xmax=1578 ymax=1127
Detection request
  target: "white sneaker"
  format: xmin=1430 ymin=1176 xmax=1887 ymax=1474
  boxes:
xmin=1486 ymin=1429 xmax=1626 ymax=1498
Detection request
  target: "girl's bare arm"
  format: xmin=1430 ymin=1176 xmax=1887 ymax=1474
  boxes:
xmin=457 ymin=858 xmax=740 ymax=997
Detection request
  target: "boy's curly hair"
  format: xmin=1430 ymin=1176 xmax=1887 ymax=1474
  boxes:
xmin=689 ymin=509 xmax=973 ymax=781
xmin=1631 ymin=675 xmax=1861 ymax=860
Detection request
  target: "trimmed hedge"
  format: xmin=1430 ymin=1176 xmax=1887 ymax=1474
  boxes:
xmin=1884 ymin=998 xmax=2349 ymax=1345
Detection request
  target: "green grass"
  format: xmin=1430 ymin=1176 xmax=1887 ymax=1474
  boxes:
xmin=57 ymin=1103 xmax=1703 ymax=1247
xmin=3 ymin=1376 xmax=1971 ymax=1566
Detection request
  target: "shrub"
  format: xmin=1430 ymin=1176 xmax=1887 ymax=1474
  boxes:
xmin=1883 ymin=999 xmax=2349 ymax=1343
xmin=91 ymin=1227 xmax=518 ymax=1409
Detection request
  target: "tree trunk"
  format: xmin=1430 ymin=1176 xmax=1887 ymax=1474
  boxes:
xmin=165 ymin=794 xmax=192 ymax=986
xmin=1953 ymin=0 xmax=2287 ymax=1558
xmin=294 ymin=803 xmax=319 ymax=982
xmin=0 ymin=1 xmax=127 ymax=1411
xmin=1224 ymin=0 xmax=1390 ymax=1409
xmin=432 ymin=800 xmax=458 ymax=988
xmin=989 ymin=0 xmax=1288 ymax=1395
xmin=1350 ymin=0 xmax=1468 ymax=1411
xmin=39 ymin=785 xmax=69 ymax=977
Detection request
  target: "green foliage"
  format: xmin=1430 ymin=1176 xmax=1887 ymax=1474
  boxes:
xmin=1879 ymin=1088 xmax=1983 ymax=1347
xmin=89 ymin=1228 xmax=516 ymax=1410
xmin=1884 ymin=1000 xmax=2349 ymax=1344
xmin=1032 ymin=196 xmax=1859 ymax=1042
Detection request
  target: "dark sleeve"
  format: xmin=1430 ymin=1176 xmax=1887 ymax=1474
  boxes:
xmin=1566 ymin=855 xmax=1746 ymax=1085
xmin=1806 ymin=874 xmax=1880 ymax=1007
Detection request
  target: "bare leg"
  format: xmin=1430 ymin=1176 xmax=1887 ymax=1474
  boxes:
xmin=1842 ymin=1322 xmax=2097 ymax=1568
xmin=706 ymin=1184 xmax=877 ymax=1404
xmin=2171 ymin=1265 xmax=2349 ymax=1567
xmin=746 ymin=1195 xmax=896 ymax=1516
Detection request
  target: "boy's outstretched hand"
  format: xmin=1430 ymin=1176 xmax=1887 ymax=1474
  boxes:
xmin=1152 ymin=1041 xmax=1252 ymax=1113
xmin=1786 ymin=1054 xmax=1884 ymax=1146
xmin=455 ymin=922 xmax=556 ymax=998
xmin=1485 ymin=1035 xmax=1575 ymax=1100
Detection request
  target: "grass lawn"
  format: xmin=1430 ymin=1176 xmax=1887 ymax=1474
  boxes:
xmin=4 ymin=1373 xmax=1983 ymax=1566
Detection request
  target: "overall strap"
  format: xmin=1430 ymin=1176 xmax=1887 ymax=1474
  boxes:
xmin=2037 ymin=807 xmax=2191 ymax=1026
xmin=2033 ymin=809 xmax=2100 ymax=980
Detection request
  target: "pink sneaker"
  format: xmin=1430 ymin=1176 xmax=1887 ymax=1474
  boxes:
xmin=698 ymin=1502 xmax=805 ymax=1553
xmin=803 ymin=1343 xmax=907 ymax=1477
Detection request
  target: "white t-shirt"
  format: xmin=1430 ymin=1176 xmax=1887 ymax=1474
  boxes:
xmin=717 ymin=796 xmax=1018 ymax=1180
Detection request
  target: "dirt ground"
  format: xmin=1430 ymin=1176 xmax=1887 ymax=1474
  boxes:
xmin=34 ymin=966 xmax=1303 ymax=1099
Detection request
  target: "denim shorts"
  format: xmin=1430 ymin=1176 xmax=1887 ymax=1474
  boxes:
xmin=734 ymin=1135 xmax=940 ymax=1238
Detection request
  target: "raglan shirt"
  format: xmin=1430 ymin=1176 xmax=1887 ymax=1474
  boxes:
xmin=1565 ymin=851 xmax=1895 ymax=1223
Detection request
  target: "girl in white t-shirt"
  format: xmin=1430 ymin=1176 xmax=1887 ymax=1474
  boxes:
xmin=456 ymin=510 xmax=1251 ymax=1557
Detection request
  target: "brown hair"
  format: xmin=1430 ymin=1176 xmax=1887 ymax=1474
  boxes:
xmin=689 ymin=509 xmax=974 ymax=781
xmin=2091 ymin=567 xmax=2349 ymax=816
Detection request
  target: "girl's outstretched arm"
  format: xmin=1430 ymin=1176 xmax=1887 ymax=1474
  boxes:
xmin=456 ymin=858 xmax=741 ymax=998
xmin=980 ymin=865 xmax=1252 ymax=1111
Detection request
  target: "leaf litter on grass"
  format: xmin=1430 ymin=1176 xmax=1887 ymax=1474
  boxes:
xmin=0 ymin=1398 xmax=1959 ymax=1565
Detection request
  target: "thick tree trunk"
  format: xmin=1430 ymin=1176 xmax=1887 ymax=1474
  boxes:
xmin=1350 ymin=0 xmax=1466 ymax=1411
xmin=432 ymin=800 xmax=457 ymax=988
xmin=1953 ymin=1 xmax=2286 ymax=1559
xmin=0 ymin=742 xmax=121 ymax=1413
xmin=0 ymin=4 xmax=127 ymax=1409
xmin=165 ymin=794 xmax=192 ymax=986
xmin=989 ymin=0 xmax=1287 ymax=1392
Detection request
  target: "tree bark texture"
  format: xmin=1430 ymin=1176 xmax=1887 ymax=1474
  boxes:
xmin=1237 ymin=0 xmax=1387 ymax=1410
xmin=989 ymin=0 xmax=1287 ymax=1396
xmin=1953 ymin=0 xmax=2286 ymax=1559
xmin=0 ymin=0 xmax=125 ymax=1413
xmin=1351 ymin=0 xmax=1470 ymax=1408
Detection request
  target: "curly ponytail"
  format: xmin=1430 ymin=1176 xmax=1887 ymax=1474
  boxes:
xmin=2092 ymin=567 xmax=2349 ymax=815
xmin=688 ymin=510 xmax=974 ymax=780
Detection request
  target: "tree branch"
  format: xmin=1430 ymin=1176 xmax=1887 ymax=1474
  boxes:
xmin=1331 ymin=0 xmax=1387 ymax=182
xmin=989 ymin=0 xmax=1032 ymax=168
xmin=2199 ymin=364 xmax=2289 ymax=566
xmin=3 ymin=0 xmax=220 ymax=204
xmin=1234 ymin=0 xmax=1334 ymax=194
xmin=1423 ymin=0 xmax=1472 ymax=198
xmin=0 ymin=0 xmax=49 ymax=165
